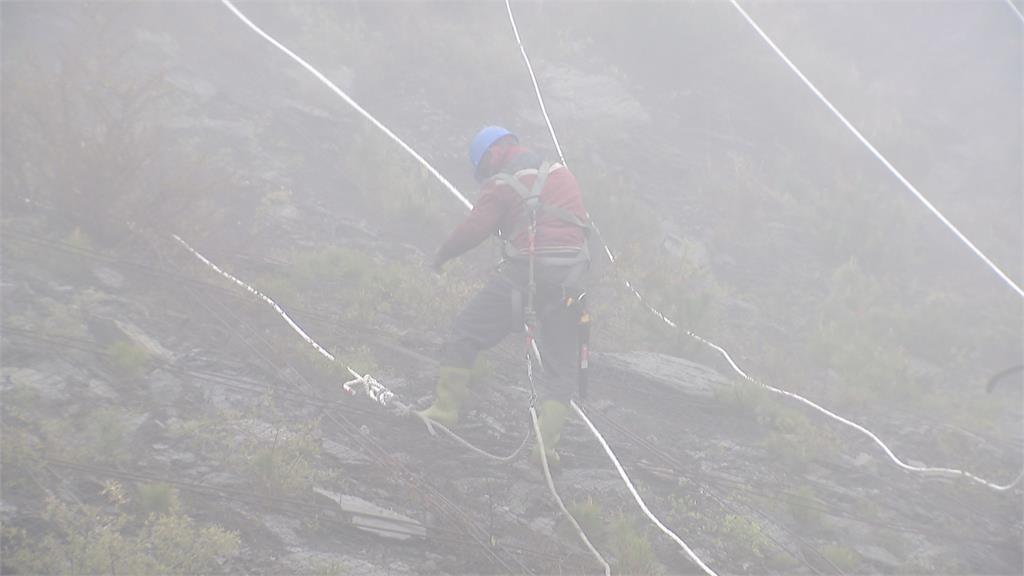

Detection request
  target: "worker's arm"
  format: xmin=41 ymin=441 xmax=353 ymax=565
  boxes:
xmin=433 ymin=187 xmax=511 ymax=270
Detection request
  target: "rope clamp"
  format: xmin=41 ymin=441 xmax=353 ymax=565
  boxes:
xmin=343 ymin=372 xmax=395 ymax=407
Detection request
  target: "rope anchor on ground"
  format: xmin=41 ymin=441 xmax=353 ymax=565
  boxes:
xmin=343 ymin=370 xmax=396 ymax=408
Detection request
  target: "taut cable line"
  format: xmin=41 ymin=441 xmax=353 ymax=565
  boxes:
xmin=1005 ymin=0 xmax=1024 ymax=25
xmin=502 ymin=2 xmax=721 ymax=573
xmin=219 ymin=0 xmax=471 ymax=211
xmin=502 ymin=0 xmax=1023 ymax=493
xmin=728 ymin=0 xmax=1023 ymax=300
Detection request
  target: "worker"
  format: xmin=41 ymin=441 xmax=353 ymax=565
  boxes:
xmin=418 ymin=126 xmax=591 ymax=468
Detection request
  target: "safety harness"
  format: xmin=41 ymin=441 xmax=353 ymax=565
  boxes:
xmin=487 ymin=162 xmax=593 ymax=403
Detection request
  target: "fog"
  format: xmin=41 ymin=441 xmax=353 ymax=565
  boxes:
xmin=2 ymin=1 xmax=1021 ymax=574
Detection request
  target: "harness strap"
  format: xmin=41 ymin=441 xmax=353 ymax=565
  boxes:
xmin=492 ymin=162 xmax=551 ymax=206
xmin=493 ymin=162 xmax=591 ymax=262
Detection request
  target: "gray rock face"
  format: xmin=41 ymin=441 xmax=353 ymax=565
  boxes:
xmin=534 ymin=64 xmax=651 ymax=130
xmin=113 ymin=320 xmax=175 ymax=362
xmin=593 ymin=351 xmax=730 ymax=398
xmin=92 ymin=266 xmax=125 ymax=290
xmin=321 ymin=437 xmax=370 ymax=464
xmin=285 ymin=550 xmax=392 ymax=576
xmin=6 ymin=366 xmax=70 ymax=403
xmin=313 ymin=487 xmax=426 ymax=541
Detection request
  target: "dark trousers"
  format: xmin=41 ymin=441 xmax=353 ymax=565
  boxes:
xmin=443 ymin=261 xmax=585 ymax=402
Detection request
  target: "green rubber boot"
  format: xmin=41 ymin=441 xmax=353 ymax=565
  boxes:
xmin=531 ymin=400 xmax=569 ymax=470
xmin=417 ymin=366 xmax=472 ymax=428
xmin=468 ymin=355 xmax=492 ymax=388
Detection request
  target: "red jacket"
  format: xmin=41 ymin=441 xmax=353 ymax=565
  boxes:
xmin=435 ymin=146 xmax=588 ymax=266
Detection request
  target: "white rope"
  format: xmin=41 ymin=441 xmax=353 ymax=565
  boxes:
xmin=570 ymin=401 xmax=718 ymax=576
xmin=499 ymin=4 xmax=710 ymax=550
xmin=690 ymin=318 xmax=1024 ymax=491
xmin=531 ymin=406 xmax=611 ymax=576
xmin=171 ymin=234 xmax=379 ymax=393
xmin=218 ymin=0 xmax=472 ymax=211
xmin=218 ymin=0 xmax=1021 ymax=493
xmin=215 ymin=1 xmax=563 ymax=468
xmin=501 ymin=0 xmax=675 ymax=323
xmin=750 ymin=373 xmax=1024 ymax=491
xmin=175 ymin=233 xmax=546 ymax=462
xmin=416 ymin=412 xmax=533 ymax=462
xmin=1006 ymin=0 xmax=1024 ymax=25
xmin=728 ymin=0 xmax=1023 ymax=300
xmin=503 ymin=0 xmax=1023 ymax=493
xmin=523 ymin=329 xmax=608 ymax=573
xmin=504 ymin=0 xmax=567 ymax=167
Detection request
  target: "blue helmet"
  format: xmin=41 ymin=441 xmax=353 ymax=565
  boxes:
xmin=469 ymin=126 xmax=516 ymax=170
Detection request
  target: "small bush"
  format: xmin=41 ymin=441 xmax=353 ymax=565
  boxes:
xmin=563 ymin=496 xmax=605 ymax=546
xmin=755 ymin=396 xmax=839 ymax=472
xmin=106 ymin=340 xmax=152 ymax=379
xmin=244 ymin=416 xmax=324 ymax=496
xmin=786 ymin=485 xmax=824 ymax=531
xmin=39 ymin=298 xmax=90 ymax=341
xmin=173 ymin=404 xmax=326 ymax=497
xmin=260 ymin=244 xmax=477 ymax=333
xmin=42 ymin=406 xmax=133 ymax=465
xmin=814 ymin=260 xmax=914 ymax=404
xmin=607 ymin=516 xmax=660 ymax=574
xmin=0 ymin=424 xmax=45 ymax=495
xmin=717 ymin=378 xmax=770 ymax=418
xmin=342 ymin=125 xmax=446 ymax=236
xmin=717 ymin=514 xmax=770 ymax=559
xmin=818 ymin=543 xmax=861 ymax=573
xmin=145 ymin=505 xmax=240 ymax=573
xmin=309 ymin=558 xmax=350 ymax=576
xmin=136 ymin=483 xmax=180 ymax=517
xmin=1 ymin=495 xmax=239 ymax=575
xmin=55 ymin=227 xmax=95 ymax=279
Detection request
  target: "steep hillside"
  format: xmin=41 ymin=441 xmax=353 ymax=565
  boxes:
xmin=3 ymin=2 xmax=1021 ymax=575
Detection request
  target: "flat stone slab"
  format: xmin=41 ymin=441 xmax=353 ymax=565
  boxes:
xmin=313 ymin=487 xmax=426 ymax=542
xmin=592 ymin=351 xmax=730 ymax=399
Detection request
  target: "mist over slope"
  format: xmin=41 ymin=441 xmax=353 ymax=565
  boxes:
xmin=2 ymin=2 xmax=1021 ymax=574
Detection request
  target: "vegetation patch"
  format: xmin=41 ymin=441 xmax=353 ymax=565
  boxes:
xmin=559 ymin=499 xmax=661 ymax=574
xmin=106 ymin=340 xmax=153 ymax=380
xmin=171 ymin=399 xmax=330 ymax=497
xmin=607 ymin=516 xmax=661 ymax=574
xmin=817 ymin=543 xmax=861 ymax=573
xmin=42 ymin=406 xmax=136 ymax=466
xmin=1 ymin=491 xmax=239 ymax=575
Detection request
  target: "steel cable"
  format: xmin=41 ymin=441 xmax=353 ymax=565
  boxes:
xmin=503 ymin=0 xmax=1023 ymax=493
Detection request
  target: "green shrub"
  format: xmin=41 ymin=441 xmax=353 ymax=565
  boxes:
xmin=562 ymin=496 xmax=606 ymax=546
xmin=753 ymin=395 xmax=839 ymax=472
xmin=259 ymin=244 xmax=477 ymax=333
xmin=244 ymin=416 xmax=324 ymax=497
xmin=717 ymin=378 xmax=770 ymax=418
xmin=145 ymin=505 xmax=240 ymax=573
xmin=814 ymin=260 xmax=914 ymax=404
xmin=717 ymin=514 xmax=770 ymax=559
xmin=0 ymin=424 xmax=45 ymax=495
xmin=1 ymin=495 xmax=239 ymax=575
xmin=106 ymin=340 xmax=152 ymax=379
xmin=55 ymin=227 xmax=95 ymax=279
xmin=38 ymin=298 xmax=90 ymax=341
xmin=342 ymin=125 xmax=446 ymax=235
xmin=818 ymin=543 xmax=861 ymax=573
xmin=785 ymin=485 xmax=824 ymax=531
xmin=173 ymin=404 xmax=327 ymax=497
xmin=136 ymin=483 xmax=180 ymax=517
xmin=42 ymin=406 xmax=133 ymax=465
xmin=607 ymin=516 xmax=660 ymax=574
xmin=308 ymin=558 xmax=350 ymax=576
